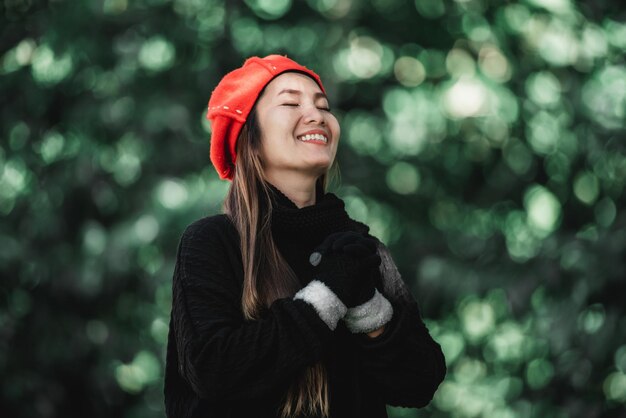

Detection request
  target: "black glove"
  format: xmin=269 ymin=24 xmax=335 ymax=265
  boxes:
xmin=309 ymin=231 xmax=381 ymax=308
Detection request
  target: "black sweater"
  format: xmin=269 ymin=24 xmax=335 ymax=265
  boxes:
xmin=164 ymin=184 xmax=446 ymax=417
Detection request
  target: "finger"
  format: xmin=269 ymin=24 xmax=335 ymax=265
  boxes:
xmin=342 ymin=242 xmax=374 ymax=257
xmin=315 ymin=232 xmax=346 ymax=254
xmin=338 ymin=234 xmax=377 ymax=250
xmin=333 ymin=237 xmax=378 ymax=257
xmin=362 ymin=254 xmax=381 ymax=269
xmin=360 ymin=237 xmax=378 ymax=252
xmin=330 ymin=232 xmax=361 ymax=251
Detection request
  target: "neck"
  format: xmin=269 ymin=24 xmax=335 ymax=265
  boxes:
xmin=263 ymin=172 xmax=319 ymax=208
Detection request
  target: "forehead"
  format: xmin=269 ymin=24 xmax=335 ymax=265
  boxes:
xmin=262 ymin=72 xmax=323 ymax=95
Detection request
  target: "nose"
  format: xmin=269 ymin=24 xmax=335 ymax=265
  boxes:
xmin=302 ymin=103 xmax=325 ymax=125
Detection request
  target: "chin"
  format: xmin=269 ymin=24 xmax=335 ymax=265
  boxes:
xmin=304 ymin=154 xmax=334 ymax=164
xmin=305 ymin=160 xmax=333 ymax=171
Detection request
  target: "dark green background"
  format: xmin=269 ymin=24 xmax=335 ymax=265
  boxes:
xmin=1 ymin=0 xmax=625 ymax=417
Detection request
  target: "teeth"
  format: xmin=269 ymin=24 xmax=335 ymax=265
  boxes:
xmin=298 ymin=133 xmax=328 ymax=143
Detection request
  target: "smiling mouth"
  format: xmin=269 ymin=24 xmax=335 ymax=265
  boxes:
xmin=297 ymin=133 xmax=328 ymax=144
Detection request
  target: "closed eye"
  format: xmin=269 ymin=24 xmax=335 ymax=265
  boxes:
xmin=281 ymin=103 xmax=331 ymax=111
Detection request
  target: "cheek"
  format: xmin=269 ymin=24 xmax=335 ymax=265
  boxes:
xmin=329 ymin=117 xmax=341 ymax=143
xmin=258 ymin=131 xmax=292 ymax=163
xmin=259 ymin=136 xmax=279 ymax=160
xmin=326 ymin=113 xmax=339 ymax=131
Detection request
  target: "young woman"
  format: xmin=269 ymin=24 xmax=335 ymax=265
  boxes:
xmin=164 ymin=55 xmax=446 ymax=418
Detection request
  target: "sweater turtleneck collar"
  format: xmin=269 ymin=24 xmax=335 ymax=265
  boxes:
xmin=263 ymin=181 xmax=371 ymax=249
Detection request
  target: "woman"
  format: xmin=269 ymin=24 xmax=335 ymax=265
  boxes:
xmin=164 ymin=55 xmax=446 ymax=418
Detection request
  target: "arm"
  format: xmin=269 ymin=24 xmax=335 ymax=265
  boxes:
xmin=171 ymin=220 xmax=341 ymax=402
xmin=352 ymin=243 xmax=446 ymax=408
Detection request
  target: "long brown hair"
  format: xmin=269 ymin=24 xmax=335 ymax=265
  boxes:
xmin=223 ymin=107 xmax=340 ymax=417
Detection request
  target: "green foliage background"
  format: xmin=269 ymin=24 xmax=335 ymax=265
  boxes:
xmin=1 ymin=0 xmax=625 ymax=417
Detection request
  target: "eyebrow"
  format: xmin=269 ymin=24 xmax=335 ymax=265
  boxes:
xmin=277 ymin=89 xmax=327 ymax=100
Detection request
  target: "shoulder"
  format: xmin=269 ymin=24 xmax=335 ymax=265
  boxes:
xmin=180 ymin=213 xmax=239 ymax=247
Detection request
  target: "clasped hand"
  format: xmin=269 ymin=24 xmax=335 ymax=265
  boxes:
xmin=309 ymin=231 xmax=381 ymax=308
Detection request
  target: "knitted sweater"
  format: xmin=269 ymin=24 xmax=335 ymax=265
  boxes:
xmin=164 ymin=184 xmax=446 ymax=417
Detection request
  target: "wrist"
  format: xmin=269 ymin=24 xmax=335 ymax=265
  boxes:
xmin=294 ymin=280 xmax=348 ymax=330
xmin=366 ymin=325 xmax=386 ymax=338
xmin=343 ymin=289 xmax=394 ymax=334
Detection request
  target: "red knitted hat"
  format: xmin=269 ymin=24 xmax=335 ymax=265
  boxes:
xmin=206 ymin=55 xmax=326 ymax=180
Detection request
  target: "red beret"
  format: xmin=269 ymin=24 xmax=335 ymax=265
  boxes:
xmin=206 ymin=55 xmax=326 ymax=180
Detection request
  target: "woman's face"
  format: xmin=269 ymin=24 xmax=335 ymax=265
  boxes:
xmin=255 ymin=72 xmax=340 ymax=180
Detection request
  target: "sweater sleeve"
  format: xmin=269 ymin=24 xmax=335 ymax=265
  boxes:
xmin=170 ymin=218 xmax=335 ymax=402
xmin=353 ymin=243 xmax=446 ymax=408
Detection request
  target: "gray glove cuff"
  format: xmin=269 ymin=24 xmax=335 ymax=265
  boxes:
xmin=294 ymin=280 xmax=348 ymax=331
xmin=343 ymin=289 xmax=394 ymax=334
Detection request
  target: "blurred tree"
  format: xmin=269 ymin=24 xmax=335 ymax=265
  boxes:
xmin=1 ymin=0 xmax=625 ymax=417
